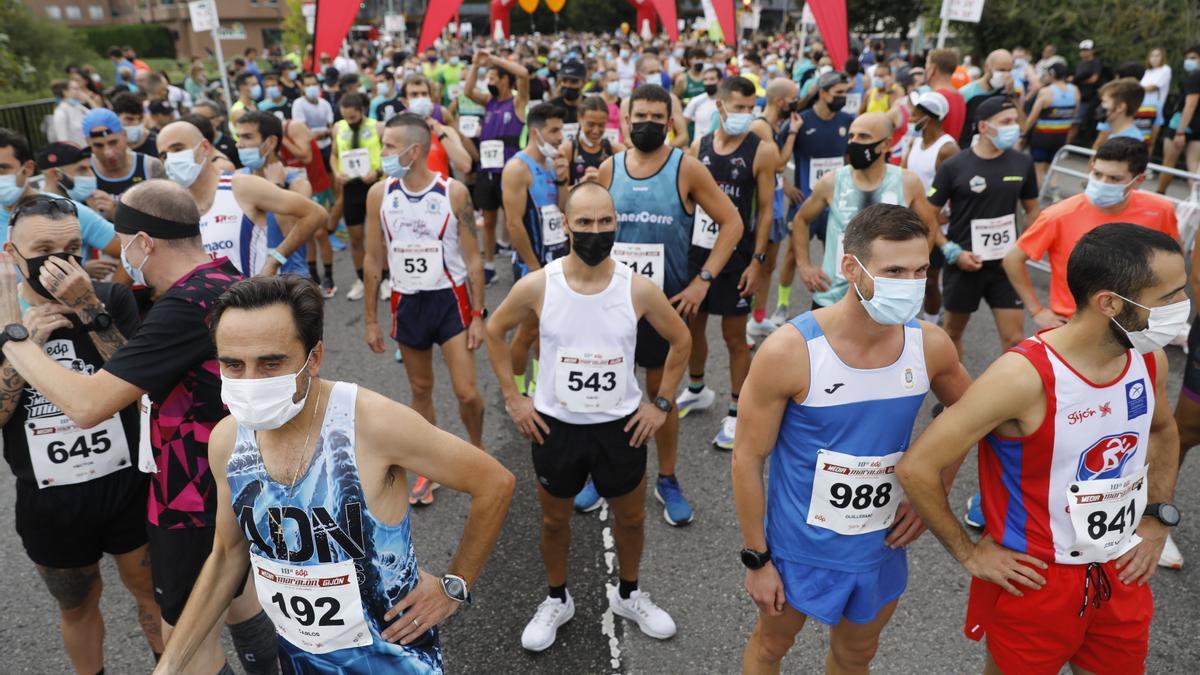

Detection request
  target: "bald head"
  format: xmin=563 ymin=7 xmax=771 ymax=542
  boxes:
xmin=156 ymin=120 xmax=206 ymax=159
xmin=986 ymin=49 xmax=1014 ymax=72
xmin=850 ymin=112 xmax=894 ymax=144
xmin=638 ymin=54 xmax=662 ymax=77
xmin=564 ymin=182 xmax=616 ymax=234
xmin=766 ymin=78 xmax=798 ymax=106
xmin=122 ymin=179 xmax=201 ymax=228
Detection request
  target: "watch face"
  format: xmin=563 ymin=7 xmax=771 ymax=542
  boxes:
xmin=740 ymin=549 xmax=763 ymax=569
xmin=444 ymin=576 xmax=466 ymax=600
xmin=1161 ymin=504 xmax=1181 ymax=526
xmin=6 ymin=324 xmax=29 ymax=340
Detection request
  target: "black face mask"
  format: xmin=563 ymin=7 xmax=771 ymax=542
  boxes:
xmin=561 ymin=86 xmax=581 ymax=102
xmin=629 ymin=121 xmax=667 ymax=152
xmin=846 ymin=140 xmax=884 ymax=170
xmin=827 ymin=95 xmax=847 ymax=112
xmin=571 ymin=230 xmax=616 ymax=266
xmin=786 ymin=100 xmax=800 ymax=115
xmin=692 ymin=62 xmax=703 ymax=73
xmin=487 ymin=84 xmax=501 ymax=98
xmin=704 ymin=83 xmax=718 ymax=96
xmin=14 ymin=250 xmax=84 ymax=301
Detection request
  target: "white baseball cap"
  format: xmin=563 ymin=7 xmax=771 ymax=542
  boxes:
xmin=915 ymin=91 xmax=949 ymax=120
xmin=1079 ymin=39 xmax=1095 ymax=51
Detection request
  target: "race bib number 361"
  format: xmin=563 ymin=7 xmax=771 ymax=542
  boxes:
xmin=252 ymin=555 xmax=372 ymax=655
xmin=806 ymin=449 xmax=904 ymax=535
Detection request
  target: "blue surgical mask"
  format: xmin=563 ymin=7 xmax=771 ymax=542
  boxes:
xmin=376 ymin=82 xmax=390 ymax=96
xmin=1185 ymin=58 xmax=1200 ymax=73
xmin=722 ymin=112 xmax=754 ymax=135
xmin=917 ymin=84 xmax=932 ymax=95
xmin=66 ymin=174 xmax=97 ymax=202
xmin=606 ymin=81 xmax=620 ymax=96
xmin=120 ymin=234 xmax=149 ymax=286
xmin=165 ymin=144 xmax=203 ymax=187
xmin=238 ymin=145 xmax=265 ymax=170
xmin=249 ymin=84 xmax=263 ymax=100
xmin=1085 ymin=176 xmax=1133 ymax=208
xmin=266 ymin=85 xmax=281 ymax=100
xmin=852 ymin=256 xmax=925 ymax=325
xmin=382 ymin=149 xmax=413 ymax=179
xmin=286 ymin=70 xmax=298 ymax=80
xmin=450 ymin=56 xmax=461 ymax=66
xmin=0 ymin=174 xmax=25 ymax=207
xmin=872 ymin=76 xmax=886 ymax=89
xmin=304 ymin=85 xmax=320 ymax=100
xmin=989 ymin=123 xmax=1021 ymax=150
xmin=124 ymin=124 xmax=144 ymax=144
xmin=407 ymin=97 xmax=434 ymax=118
xmin=537 ymin=67 xmax=550 ymax=78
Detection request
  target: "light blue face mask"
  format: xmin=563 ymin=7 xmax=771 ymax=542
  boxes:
xmin=238 ymin=145 xmax=265 ymax=170
xmin=124 ymin=124 xmax=144 ymax=144
xmin=0 ymin=174 xmax=25 ymax=207
xmin=1184 ymin=58 xmax=1199 ymax=73
xmin=266 ymin=85 xmax=282 ymax=100
xmin=250 ymin=84 xmax=263 ymax=100
xmin=66 ymin=174 xmax=97 ymax=202
xmin=1085 ymin=175 xmax=1134 ymax=208
xmin=872 ymin=76 xmax=886 ymax=89
xmin=121 ymin=234 xmax=148 ymax=286
xmin=165 ymin=144 xmax=203 ymax=187
xmin=852 ymin=256 xmax=925 ymax=325
xmin=407 ymin=97 xmax=434 ymax=118
xmin=989 ymin=123 xmax=1021 ymax=150
xmin=722 ymin=112 xmax=754 ymax=135
xmin=304 ymin=85 xmax=320 ymax=99
xmin=382 ymin=147 xmax=414 ymax=179
xmin=606 ymin=82 xmax=620 ymax=96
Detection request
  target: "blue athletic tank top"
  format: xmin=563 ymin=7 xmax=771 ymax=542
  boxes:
xmin=766 ymin=313 xmax=929 ymax=572
xmin=610 ymin=149 xmax=693 ymax=296
xmin=515 ymin=151 xmax=568 ymax=265
xmin=227 ymin=382 xmax=442 ymax=673
xmin=1031 ymin=84 xmax=1078 ymax=149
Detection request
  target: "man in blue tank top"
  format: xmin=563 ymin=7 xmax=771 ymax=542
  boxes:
xmin=156 ymin=276 xmax=515 ymax=674
xmin=733 ymin=204 xmax=969 ymax=674
xmin=501 ymin=103 xmax=570 ymax=397
xmin=594 ymin=84 xmax=744 ymax=526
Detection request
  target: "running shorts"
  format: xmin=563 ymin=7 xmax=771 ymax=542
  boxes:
xmin=147 ymin=524 xmax=249 ymax=625
xmin=473 ymin=170 xmax=503 ymax=211
xmin=635 ymin=318 xmax=670 ymax=369
xmin=15 ymin=470 xmax=149 ymax=568
xmin=689 ymin=251 xmax=752 ymax=316
xmin=965 ymin=559 xmax=1151 ymax=675
xmin=390 ymin=286 xmax=470 ymax=351
xmin=942 ymin=262 xmax=1023 ymax=314
xmin=342 ymin=180 xmax=370 ymax=226
xmin=532 ymin=412 xmax=646 ymax=500
xmin=774 ymin=549 xmax=908 ymax=625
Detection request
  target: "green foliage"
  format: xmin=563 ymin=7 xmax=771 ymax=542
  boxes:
xmin=923 ymin=0 xmax=1200 ymax=69
xmin=841 ymin=0 xmax=925 ymax=36
xmin=283 ymin=0 xmax=311 ymax=52
xmin=0 ymin=0 xmax=97 ymax=96
xmin=78 ymin=24 xmax=175 ymax=59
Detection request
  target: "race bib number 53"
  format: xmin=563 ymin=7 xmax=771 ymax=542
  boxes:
xmin=806 ymin=449 xmax=904 ymax=535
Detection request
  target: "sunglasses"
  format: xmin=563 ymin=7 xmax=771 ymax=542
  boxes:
xmin=11 ymin=195 xmax=78 ymax=228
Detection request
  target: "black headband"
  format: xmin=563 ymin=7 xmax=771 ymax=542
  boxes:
xmin=114 ymin=202 xmax=201 ymax=239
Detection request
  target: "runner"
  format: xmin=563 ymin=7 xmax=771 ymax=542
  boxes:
xmin=926 ymin=97 xmax=1039 ymax=357
xmin=620 ymin=55 xmax=690 ymax=148
xmin=399 ymin=75 xmax=472 ymax=179
xmin=925 ymin=48 xmax=967 ymax=143
xmin=83 ymin=108 xmax=165 ymax=218
xmin=959 ymin=50 xmax=1024 ymax=148
xmin=682 ymin=67 xmax=723 ymax=141
xmin=235 ymin=111 xmax=312 ymax=277
xmin=112 ymin=92 xmax=160 ymax=158
xmin=901 ymin=92 xmax=959 ymax=323
xmin=363 ymin=113 xmax=488 ymax=507
xmin=547 ymin=60 xmax=588 ymax=142
xmin=157 ymin=120 xmax=324 ymax=278
xmin=1022 ymin=62 xmax=1079 ymax=188
xmin=1092 ymin=78 xmax=1147 ymax=146
xmin=258 ymin=71 xmax=293 ymax=121
xmin=592 ymin=83 xmax=745 ymax=524
xmin=463 ymin=49 xmax=531 ymax=285
xmin=155 ymin=274 xmax=514 ymax=673
xmin=679 ymin=76 xmax=776 ymax=450
xmin=0 ymin=180 xmax=279 ymax=674
xmin=898 ymin=222 xmax=1182 ymax=675
xmin=484 ymin=181 xmax=688 ymax=651
xmin=0 ymin=193 xmax=161 ymax=674
xmin=563 ymin=95 xmax=625 ymax=187
xmin=228 ymin=72 xmax=261 ymax=141
xmin=790 ymin=112 xmax=940 ymax=311
xmin=734 ymin=204 xmax=970 ymax=674
xmin=772 ymin=71 xmax=853 ymax=326
xmin=276 ymin=116 xmax=338 ymax=296
xmin=330 ymin=93 xmax=384 ymax=299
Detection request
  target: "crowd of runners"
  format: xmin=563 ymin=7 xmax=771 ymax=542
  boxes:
xmin=3 ymin=21 xmax=1200 ymax=675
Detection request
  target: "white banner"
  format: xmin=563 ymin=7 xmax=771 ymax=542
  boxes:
xmin=187 ymin=0 xmax=216 ymax=33
xmin=384 ymin=15 xmax=405 ymax=33
xmin=943 ymin=0 xmax=985 ymax=23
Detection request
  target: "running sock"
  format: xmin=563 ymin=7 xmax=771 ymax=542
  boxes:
xmin=687 ymin=373 xmax=705 ymax=394
xmin=217 ymin=665 xmax=237 ymax=675
xmin=484 ymin=261 xmax=496 ymax=271
xmin=229 ymin=611 xmax=281 ymax=675
xmin=323 ymin=264 xmax=333 ymax=281
xmin=355 ymin=268 xmax=364 ymax=281
xmin=307 ymin=262 xmax=320 ymax=282
xmin=777 ymin=285 xmax=792 ymax=309
xmin=514 ymin=372 xmax=526 ymax=395
xmin=618 ymin=578 xmax=638 ymax=600
xmin=658 ymin=473 xmax=676 ymax=483
xmin=729 ymin=394 xmax=739 ymax=418
xmin=548 ymin=584 xmax=567 ymax=601
xmin=753 ymin=307 xmax=767 ymax=322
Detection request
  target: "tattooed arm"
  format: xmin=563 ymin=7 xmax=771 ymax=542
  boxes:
xmin=77 ymin=301 xmax=127 ymax=360
xmin=0 ymin=362 xmax=27 ymax=427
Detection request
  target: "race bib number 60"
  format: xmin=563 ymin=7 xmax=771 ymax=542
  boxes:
xmin=806 ymin=449 xmax=905 ymax=535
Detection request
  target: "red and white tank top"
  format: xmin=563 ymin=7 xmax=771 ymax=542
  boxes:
xmin=978 ymin=333 xmax=1155 ymax=564
xmin=379 ymin=174 xmax=466 ymax=294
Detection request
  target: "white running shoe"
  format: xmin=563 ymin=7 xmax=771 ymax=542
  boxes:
xmin=747 ymin=317 xmax=777 ymax=338
xmin=769 ymin=305 xmax=788 ymax=327
xmin=712 ymin=415 xmax=736 ymax=451
xmin=608 ymin=587 xmax=676 ymax=640
xmin=1159 ymin=533 xmax=1184 ymax=569
xmin=675 ymin=385 xmax=716 ymax=418
xmin=521 ymin=593 xmax=575 ymax=652
xmin=379 ymin=279 xmax=391 ymax=301
xmin=346 ymin=279 xmax=365 ymax=300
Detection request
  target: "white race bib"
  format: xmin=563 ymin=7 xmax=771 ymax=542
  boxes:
xmin=447 ymin=83 xmax=464 ymax=101
xmin=554 ymin=347 xmax=627 ymax=413
xmin=1067 ymin=465 xmax=1147 ymax=564
xmin=252 ymin=555 xmax=372 ymax=655
xmin=809 ymin=156 xmax=843 ymax=185
xmin=844 ymin=92 xmax=863 ymax=113
xmin=540 ymin=204 xmax=567 ymax=248
xmin=458 ymin=115 xmax=481 ymax=138
xmin=27 ymin=413 xmax=130 ymax=489
xmin=806 ymin=449 xmax=904 ymax=535
xmin=970 ymin=214 xmax=1017 ymax=261
xmin=388 ymin=240 xmax=444 ymax=293
xmin=339 ymin=148 xmax=371 ymax=179
xmin=562 ymin=123 xmax=580 ymax=142
xmin=480 ymin=139 xmax=505 ymax=169
xmin=138 ymin=394 xmax=156 ymax=473
xmin=691 ymin=204 xmax=719 ymax=249
xmin=611 ymin=243 xmax=664 ymax=289
xmin=603 ymin=128 xmax=620 ymax=145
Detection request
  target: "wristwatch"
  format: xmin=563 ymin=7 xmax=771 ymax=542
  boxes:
xmin=1145 ymin=503 xmax=1181 ymax=527
xmin=653 ymin=396 xmax=673 ymax=413
xmin=740 ymin=547 xmax=772 ymax=570
xmin=82 ymin=311 xmax=113 ymax=333
xmin=753 ymin=252 xmax=767 ymax=264
xmin=0 ymin=323 xmax=30 ymax=352
xmin=698 ymin=269 xmax=714 ymax=283
xmin=441 ymin=573 xmax=472 ymax=604
xmin=471 ymin=307 xmax=488 ymax=319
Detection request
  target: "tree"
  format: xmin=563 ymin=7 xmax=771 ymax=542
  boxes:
xmin=841 ymin=0 xmax=925 ymax=36
xmin=283 ymin=0 xmax=311 ymax=52
xmin=0 ymin=0 xmax=95 ymax=97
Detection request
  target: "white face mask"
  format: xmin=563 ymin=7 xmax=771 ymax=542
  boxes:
xmin=221 ymin=353 xmax=314 ymax=430
xmin=535 ymin=128 xmax=559 ymax=159
xmin=1111 ymin=295 xmax=1191 ymax=354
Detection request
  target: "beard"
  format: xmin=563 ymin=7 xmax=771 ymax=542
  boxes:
xmin=1106 ymin=304 xmax=1143 ymax=350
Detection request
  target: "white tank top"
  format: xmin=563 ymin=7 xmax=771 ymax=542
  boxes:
xmin=380 ymin=175 xmax=466 ymax=293
xmin=534 ymin=258 xmax=641 ymax=424
xmin=906 ymin=133 xmax=955 ymax=192
xmin=200 ymin=173 xmax=266 ymax=275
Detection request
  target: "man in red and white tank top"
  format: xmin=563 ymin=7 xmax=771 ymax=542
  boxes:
xmin=899 ymin=223 xmax=1186 ymax=674
xmin=362 ymin=113 xmax=487 ymax=507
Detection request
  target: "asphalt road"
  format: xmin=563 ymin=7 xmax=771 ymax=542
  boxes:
xmin=3 ymin=170 xmax=1200 ymax=674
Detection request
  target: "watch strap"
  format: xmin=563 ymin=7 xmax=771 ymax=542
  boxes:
xmin=268 ymin=249 xmax=288 ymax=265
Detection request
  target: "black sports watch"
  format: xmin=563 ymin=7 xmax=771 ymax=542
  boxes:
xmin=698 ymin=269 xmax=714 ymax=283
xmin=82 ymin=311 xmax=113 ymax=333
xmin=741 ymin=547 xmax=772 ymax=570
xmin=753 ymin=252 xmax=768 ymax=264
xmin=653 ymin=396 xmax=673 ymax=413
xmin=1145 ymin=503 xmax=1181 ymax=527
xmin=0 ymin=323 xmax=30 ymax=352
xmin=441 ymin=574 xmax=472 ymax=605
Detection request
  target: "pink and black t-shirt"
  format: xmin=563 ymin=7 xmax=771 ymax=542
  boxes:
xmin=104 ymin=258 xmax=242 ymax=529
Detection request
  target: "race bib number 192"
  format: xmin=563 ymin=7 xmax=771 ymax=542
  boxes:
xmin=252 ymin=555 xmax=372 ymax=655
